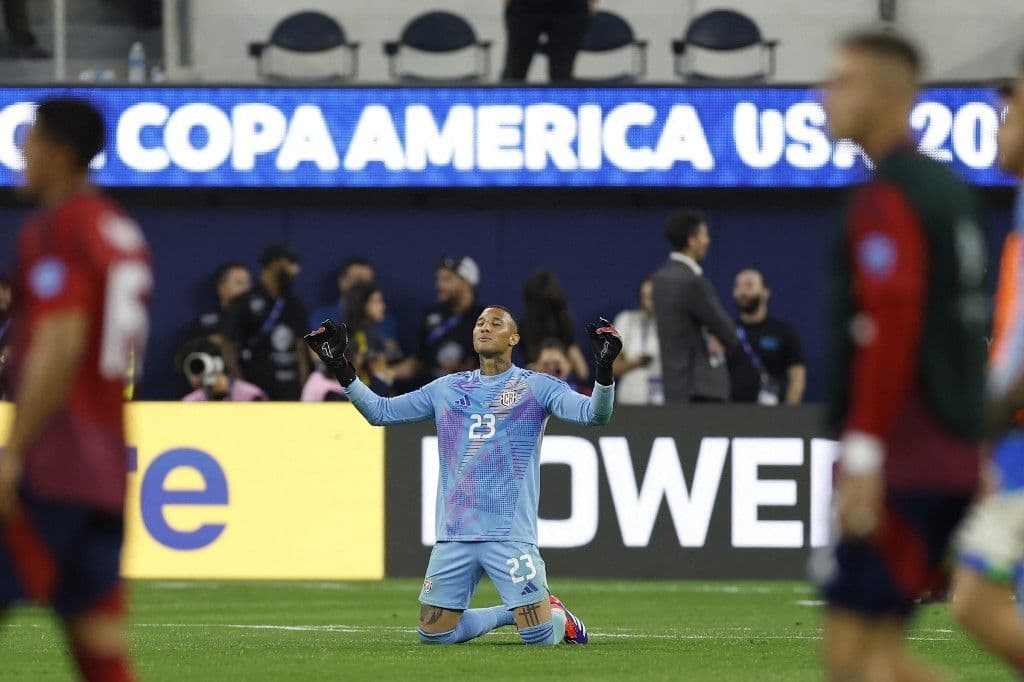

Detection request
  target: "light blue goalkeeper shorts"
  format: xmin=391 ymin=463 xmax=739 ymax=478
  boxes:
xmin=418 ymin=541 xmax=549 ymax=611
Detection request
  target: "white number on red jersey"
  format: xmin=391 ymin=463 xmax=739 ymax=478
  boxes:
xmin=99 ymin=261 xmax=152 ymax=380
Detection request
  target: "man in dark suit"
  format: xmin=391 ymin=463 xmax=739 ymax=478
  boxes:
xmin=651 ymin=210 xmax=738 ymax=403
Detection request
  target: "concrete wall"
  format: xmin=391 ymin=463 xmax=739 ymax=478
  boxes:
xmin=185 ymin=0 xmax=1024 ymax=83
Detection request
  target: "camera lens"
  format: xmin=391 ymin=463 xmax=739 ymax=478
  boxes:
xmin=184 ymin=352 xmax=212 ymax=379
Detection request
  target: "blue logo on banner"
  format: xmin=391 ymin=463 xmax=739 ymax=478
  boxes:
xmin=140 ymin=448 xmax=228 ymax=550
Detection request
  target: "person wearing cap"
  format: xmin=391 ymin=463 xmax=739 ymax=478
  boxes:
xmin=412 ymin=257 xmax=486 ymax=382
xmin=220 ymin=244 xmax=310 ymax=400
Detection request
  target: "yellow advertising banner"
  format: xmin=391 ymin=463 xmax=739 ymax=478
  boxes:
xmin=0 ymin=403 xmax=384 ymax=579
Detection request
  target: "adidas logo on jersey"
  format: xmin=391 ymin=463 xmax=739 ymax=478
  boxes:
xmin=452 ymin=395 xmax=470 ymax=409
xmin=520 ymin=582 xmax=539 ymax=596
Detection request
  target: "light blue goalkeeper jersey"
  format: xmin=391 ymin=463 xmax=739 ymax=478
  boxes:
xmin=345 ymin=365 xmax=614 ymax=543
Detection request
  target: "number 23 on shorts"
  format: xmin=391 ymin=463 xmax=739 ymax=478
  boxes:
xmin=506 ymin=553 xmax=538 ymax=584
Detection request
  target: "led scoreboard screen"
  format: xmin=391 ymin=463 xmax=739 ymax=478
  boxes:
xmin=0 ymin=85 xmax=1009 ymax=188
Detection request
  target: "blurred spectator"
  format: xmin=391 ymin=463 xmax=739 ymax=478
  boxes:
xmin=0 ymin=272 xmax=10 ymax=399
xmin=308 ymin=257 xmax=398 ymax=341
xmin=301 ymin=363 xmax=347 ymax=401
xmin=1 ymin=0 xmax=48 ymax=59
xmin=501 ymin=0 xmax=594 ymax=82
xmin=535 ymin=338 xmax=590 ymax=394
xmin=185 ymin=261 xmax=252 ymax=343
xmin=301 ymin=347 xmax=394 ymax=402
xmin=221 ymin=244 xmax=310 ymax=400
xmin=179 ymin=337 xmax=267 ymax=402
xmin=652 ymin=210 xmax=737 ymax=403
xmin=345 ymin=284 xmax=417 ymax=389
xmin=520 ymin=269 xmax=589 ymax=381
xmin=311 ymin=258 xmax=369 ymax=325
xmin=415 ymin=257 xmax=485 ymax=381
xmin=612 ymin=277 xmax=663 ymax=405
xmin=727 ymin=268 xmax=806 ymax=405
xmin=302 ymin=283 xmax=406 ymax=401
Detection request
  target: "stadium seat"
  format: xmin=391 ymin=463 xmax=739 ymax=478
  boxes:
xmin=541 ymin=10 xmax=647 ymax=83
xmin=671 ymin=9 xmax=778 ymax=83
xmin=383 ymin=11 xmax=492 ymax=83
xmin=248 ymin=11 xmax=360 ymax=83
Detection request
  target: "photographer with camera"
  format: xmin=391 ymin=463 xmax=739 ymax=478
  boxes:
xmin=180 ymin=337 xmax=267 ymax=402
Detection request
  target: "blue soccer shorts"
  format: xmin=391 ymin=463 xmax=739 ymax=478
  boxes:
xmin=418 ymin=540 xmax=549 ymax=611
xmin=0 ymin=488 xmax=124 ymax=618
xmin=821 ymin=492 xmax=970 ymax=618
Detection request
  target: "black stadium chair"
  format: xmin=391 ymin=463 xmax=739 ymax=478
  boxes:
xmin=550 ymin=10 xmax=647 ymax=83
xmin=248 ymin=11 xmax=360 ymax=82
xmin=671 ymin=9 xmax=778 ymax=83
xmin=384 ymin=11 xmax=492 ymax=83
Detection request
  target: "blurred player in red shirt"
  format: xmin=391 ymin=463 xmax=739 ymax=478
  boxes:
xmin=820 ymin=32 xmax=987 ymax=681
xmin=0 ymin=99 xmax=151 ymax=681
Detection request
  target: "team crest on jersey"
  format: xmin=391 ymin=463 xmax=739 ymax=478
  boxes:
xmin=498 ymin=389 xmax=518 ymax=407
xmin=28 ymin=257 xmax=67 ymax=300
xmin=422 ymin=579 xmax=432 ymax=594
xmin=858 ymin=233 xmax=896 ymax=278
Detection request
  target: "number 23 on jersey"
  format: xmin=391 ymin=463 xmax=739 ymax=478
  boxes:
xmin=469 ymin=413 xmax=496 ymax=440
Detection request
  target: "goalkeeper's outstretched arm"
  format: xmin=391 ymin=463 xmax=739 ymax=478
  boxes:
xmin=344 ymin=378 xmax=435 ymax=426
xmin=538 ymin=377 xmax=614 ymax=426
xmin=304 ymin=319 xmax=435 ymax=426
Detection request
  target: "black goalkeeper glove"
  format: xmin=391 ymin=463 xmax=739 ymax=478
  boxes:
xmin=585 ymin=316 xmax=623 ymax=386
xmin=303 ymin=320 xmax=357 ymax=387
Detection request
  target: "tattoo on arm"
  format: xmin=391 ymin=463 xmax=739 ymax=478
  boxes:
xmin=419 ymin=605 xmax=445 ymax=626
xmin=519 ymin=603 xmax=542 ymax=627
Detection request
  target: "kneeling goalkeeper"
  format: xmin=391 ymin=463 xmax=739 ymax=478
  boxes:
xmin=305 ymin=305 xmax=621 ymax=645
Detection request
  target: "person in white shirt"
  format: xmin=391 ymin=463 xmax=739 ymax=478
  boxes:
xmin=612 ymin=277 xmax=662 ymax=405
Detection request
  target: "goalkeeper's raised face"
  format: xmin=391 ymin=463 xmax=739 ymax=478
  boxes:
xmin=473 ymin=306 xmax=520 ymax=360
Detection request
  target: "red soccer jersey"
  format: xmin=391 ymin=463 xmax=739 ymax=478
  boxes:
xmin=11 ymin=192 xmax=152 ymax=512
xmin=843 ymin=178 xmax=978 ymax=492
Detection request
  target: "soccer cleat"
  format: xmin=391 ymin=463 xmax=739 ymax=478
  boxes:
xmin=548 ymin=594 xmax=588 ymax=645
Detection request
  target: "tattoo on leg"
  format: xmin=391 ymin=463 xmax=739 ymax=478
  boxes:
xmin=419 ymin=605 xmax=445 ymax=626
xmin=519 ymin=603 xmax=542 ymax=627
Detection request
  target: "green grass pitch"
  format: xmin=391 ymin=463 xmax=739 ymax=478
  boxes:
xmin=0 ymin=579 xmax=1008 ymax=680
